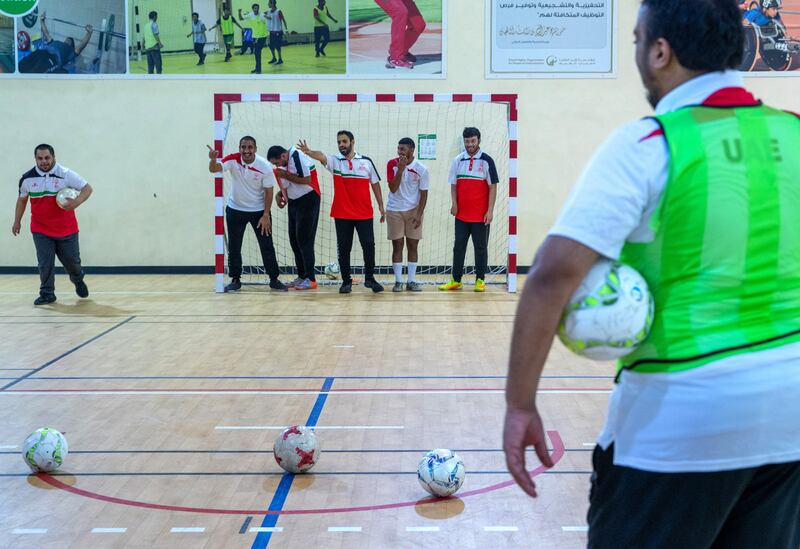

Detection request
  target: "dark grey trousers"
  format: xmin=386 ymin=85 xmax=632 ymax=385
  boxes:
xmin=33 ymin=232 xmax=84 ymax=297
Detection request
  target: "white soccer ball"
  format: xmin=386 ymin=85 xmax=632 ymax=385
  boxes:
xmin=417 ymin=449 xmax=465 ymax=497
xmin=273 ymin=425 xmax=320 ymax=473
xmin=323 ymin=262 xmax=340 ymax=280
xmin=56 ymin=187 xmax=79 ymax=209
xmin=557 ymin=259 xmax=654 ymax=360
xmin=22 ymin=427 xmax=69 ymax=473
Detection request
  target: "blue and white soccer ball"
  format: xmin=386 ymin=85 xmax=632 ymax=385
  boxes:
xmin=417 ymin=449 xmax=465 ymax=497
xmin=323 ymin=262 xmax=340 ymax=280
xmin=22 ymin=427 xmax=69 ymax=473
xmin=557 ymin=259 xmax=654 ymax=360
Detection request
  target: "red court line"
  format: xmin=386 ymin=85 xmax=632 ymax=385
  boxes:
xmin=37 ymin=431 xmax=565 ymax=516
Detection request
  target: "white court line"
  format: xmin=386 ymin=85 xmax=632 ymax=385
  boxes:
xmin=3 ymin=390 xmax=610 ymax=397
xmin=406 ymin=526 xmax=440 ymax=532
xmin=250 ymin=527 xmax=283 ymax=533
xmin=583 ymin=443 xmax=596 ymax=447
xmin=484 ymin=526 xmax=519 ymax=532
xmin=0 ymin=445 xmax=18 ymax=449
xmin=562 ymin=526 xmax=589 ymax=532
xmin=91 ymin=528 xmax=127 ymax=533
xmin=328 ymin=526 xmax=362 ymax=532
xmin=12 ymin=529 xmax=47 ymax=534
xmin=333 ymin=345 xmax=354 ymax=348
xmin=170 ymin=527 xmax=205 ymax=533
xmin=215 ymin=425 xmax=404 ymax=431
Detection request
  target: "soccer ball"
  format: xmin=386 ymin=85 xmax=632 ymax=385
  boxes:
xmin=56 ymin=187 xmax=79 ymax=209
xmin=417 ymin=449 xmax=465 ymax=497
xmin=323 ymin=262 xmax=340 ymax=280
xmin=273 ymin=425 xmax=320 ymax=473
xmin=22 ymin=427 xmax=69 ymax=473
xmin=557 ymin=259 xmax=654 ymax=360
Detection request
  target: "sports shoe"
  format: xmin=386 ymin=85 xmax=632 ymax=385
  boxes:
xmin=438 ymin=278 xmax=462 ymax=291
xmin=406 ymin=281 xmax=423 ymax=292
xmin=34 ymin=294 xmax=56 ymax=306
xmin=309 ymin=279 xmax=318 ymax=289
xmin=276 ymin=59 xmax=283 ymax=65
xmin=339 ymin=281 xmax=352 ymax=294
xmin=403 ymin=52 xmax=417 ymax=62
xmin=295 ymin=278 xmax=316 ymax=290
xmin=270 ymin=279 xmax=289 ymax=292
xmin=74 ymin=280 xmax=89 ymax=298
xmin=385 ymin=57 xmax=413 ymax=69
xmin=364 ymin=279 xmax=384 ymax=293
xmin=225 ymin=278 xmax=242 ymax=292
xmin=392 ymin=281 xmax=404 ymax=292
xmin=269 ymin=58 xmax=278 ymax=64
xmin=475 ymin=279 xmax=486 ymax=292
xmin=286 ymin=277 xmax=304 ymax=288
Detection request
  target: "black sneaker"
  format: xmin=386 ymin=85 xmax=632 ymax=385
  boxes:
xmin=225 ymin=278 xmax=242 ymax=292
xmin=339 ymin=281 xmax=352 ymax=294
xmin=276 ymin=59 xmax=283 ymax=65
xmin=364 ymin=279 xmax=384 ymax=293
xmin=392 ymin=282 xmax=404 ymax=293
xmin=74 ymin=280 xmax=89 ymax=298
xmin=269 ymin=59 xmax=278 ymax=64
xmin=269 ymin=279 xmax=289 ymax=292
xmin=251 ymin=69 xmax=261 ymax=74
xmin=34 ymin=294 xmax=56 ymax=306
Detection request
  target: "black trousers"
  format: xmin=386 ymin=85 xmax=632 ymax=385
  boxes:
xmin=253 ymin=36 xmax=267 ymax=71
xmin=288 ymin=192 xmax=320 ymax=281
xmin=193 ymin=42 xmax=206 ymax=63
xmin=269 ymin=31 xmax=283 ymax=57
xmin=452 ymin=219 xmax=490 ymax=282
xmin=240 ymin=40 xmax=254 ymax=54
xmin=226 ymin=206 xmax=279 ymax=280
xmin=33 ymin=232 xmax=84 ymax=297
xmin=334 ymin=218 xmax=375 ymax=283
xmin=314 ymin=26 xmax=330 ymax=54
xmin=588 ymin=444 xmax=800 ymax=549
xmin=146 ymin=49 xmax=162 ymax=74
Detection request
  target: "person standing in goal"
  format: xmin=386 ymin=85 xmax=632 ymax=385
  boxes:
xmin=207 ymin=137 xmax=288 ymax=292
xmin=386 ymin=137 xmax=429 ymax=292
xmin=267 ymin=144 xmax=321 ymax=291
xmin=440 ymin=127 xmax=499 ymax=293
xmin=297 ymin=132 xmax=386 ymax=294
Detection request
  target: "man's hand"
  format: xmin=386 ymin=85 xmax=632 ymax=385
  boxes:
xmin=397 ymin=154 xmax=408 ymax=170
xmin=207 ymin=144 xmax=220 ymax=160
xmin=60 ymin=198 xmax=79 ymax=211
xmin=257 ymin=214 xmax=271 ymax=235
xmin=12 ymin=221 xmax=21 ymax=236
xmin=484 ymin=211 xmax=493 ymax=225
xmin=450 ymin=204 xmax=457 ymax=217
xmin=379 ymin=207 xmax=386 ymax=223
xmin=412 ymin=212 xmax=422 ymax=229
xmin=276 ymin=193 xmax=287 ymax=209
xmin=85 ymin=25 xmax=93 ymax=33
xmin=296 ymin=139 xmax=310 ymax=154
xmin=503 ymin=406 xmax=554 ymax=498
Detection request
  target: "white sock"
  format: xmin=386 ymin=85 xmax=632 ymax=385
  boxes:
xmin=393 ymin=262 xmax=403 ymax=282
xmin=407 ymin=263 xmax=417 ymax=282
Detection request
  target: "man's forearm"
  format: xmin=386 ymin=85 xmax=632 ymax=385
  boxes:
xmin=371 ymin=184 xmax=384 ymax=211
xmin=264 ymin=187 xmax=274 ymax=212
xmin=389 ymin=169 xmax=404 ymax=193
xmin=487 ymin=184 xmax=497 ymax=215
xmin=305 ymin=149 xmax=327 ymax=164
xmin=416 ymin=190 xmax=428 ymax=218
xmin=74 ymin=184 xmax=92 ymax=207
xmin=14 ymin=198 xmax=27 ymax=225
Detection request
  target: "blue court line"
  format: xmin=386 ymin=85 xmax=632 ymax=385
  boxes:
xmin=0 ymin=316 xmax=135 ymax=391
xmin=252 ymin=376 xmax=334 ymax=549
xmin=24 ymin=374 xmax=613 ymax=380
xmin=0 ymin=470 xmax=593 ymax=478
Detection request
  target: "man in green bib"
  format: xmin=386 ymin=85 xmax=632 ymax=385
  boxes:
xmin=239 ymin=3 xmax=268 ymax=73
xmin=209 ymin=6 xmax=243 ymax=62
xmin=143 ymin=10 xmax=163 ymax=74
xmin=503 ymin=0 xmax=800 ymax=546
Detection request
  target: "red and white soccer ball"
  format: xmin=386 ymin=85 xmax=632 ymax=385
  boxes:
xmin=273 ymin=425 xmax=320 ymax=473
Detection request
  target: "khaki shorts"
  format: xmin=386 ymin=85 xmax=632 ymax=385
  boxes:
xmin=386 ymin=209 xmax=423 ymax=240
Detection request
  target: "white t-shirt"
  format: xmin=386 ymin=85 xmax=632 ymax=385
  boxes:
xmin=549 ymin=70 xmax=800 ymax=473
xmin=278 ymin=147 xmax=316 ymax=200
xmin=386 ymin=158 xmax=429 ymax=212
xmin=220 ymin=153 xmax=276 ymax=212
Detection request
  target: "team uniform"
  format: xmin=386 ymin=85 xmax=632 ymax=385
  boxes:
xmin=219 ymin=152 xmax=281 ymax=284
xmin=143 ymin=20 xmax=161 ymax=74
xmin=215 ymin=15 xmax=239 ymax=61
xmin=446 ymin=149 xmax=499 ymax=284
xmin=278 ymin=147 xmax=321 ymax=285
xmin=18 ymin=164 xmax=88 ymax=301
xmin=242 ymin=11 xmax=268 ymax=72
xmin=313 ymin=4 xmax=334 ymax=56
xmin=266 ymin=8 xmax=285 ymax=63
xmin=550 ymin=71 xmax=800 ymax=547
xmin=324 ymin=153 xmax=381 ymax=286
xmin=385 ymin=157 xmax=429 ymax=241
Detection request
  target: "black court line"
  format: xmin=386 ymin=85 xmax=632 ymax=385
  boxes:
xmin=239 ymin=516 xmax=253 ymax=534
xmin=0 ymin=316 xmax=135 ymax=391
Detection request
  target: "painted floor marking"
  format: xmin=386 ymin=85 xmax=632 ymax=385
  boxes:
xmin=170 ymin=527 xmax=205 ymax=533
xmin=484 ymin=526 xmax=519 ymax=532
xmin=3 ymin=389 xmax=610 ymax=396
xmin=333 ymin=345 xmax=354 ymax=348
xmin=250 ymin=527 xmax=283 ymax=533
xmin=0 ymin=445 xmax=18 ymax=449
xmin=562 ymin=526 xmax=589 ymax=532
xmin=91 ymin=528 xmax=127 ymax=533
xmin=328 ymin=526 xmax=362 ymax=532
xmin=583 ymin=443 xmax=596 ymax=447
xmin=12 ymin=528 xmax=47 ymax=534
xmin=215 ymin=425 xmax=404 ymax=431
xmin=406 ymin=526 xmax=440 ymax=532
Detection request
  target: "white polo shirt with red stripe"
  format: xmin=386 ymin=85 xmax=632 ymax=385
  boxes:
xmin=18 ymin=163 xmax=87 ymax=237
xmin=448 ymin=149 xmax=499 ymax=223
xmin=548 ymin=70 xmax=800 ymax=473
xmin=386 ymin=158 xmax=429 ymax=212
xmin=324 ymin=152 xmax=380 ymax=219
xmin=279 ymin=146 xmax=320 ymax=200
xmin=220 ymin=153 xmax=276 ymax=212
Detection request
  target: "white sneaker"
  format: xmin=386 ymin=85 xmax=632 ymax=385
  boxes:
xmin=286 ymin=277 xmax=303 ymax=288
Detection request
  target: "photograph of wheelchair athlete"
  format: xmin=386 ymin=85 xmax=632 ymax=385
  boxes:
xmin=739 ymin=0 xmax=800 ymax=71
xmin=128 ymin=0 xmax=346 ymax=75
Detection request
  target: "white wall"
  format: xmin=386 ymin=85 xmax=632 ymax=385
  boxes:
xmin=2 ymin=0 xmax=799 ymax=268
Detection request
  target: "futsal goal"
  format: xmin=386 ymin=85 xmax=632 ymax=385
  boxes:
xmin=212 ymin=93 xmax=520 ymax=293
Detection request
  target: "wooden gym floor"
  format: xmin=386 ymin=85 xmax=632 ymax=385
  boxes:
xmin=0 ymin=274 xmax=614 ymax=548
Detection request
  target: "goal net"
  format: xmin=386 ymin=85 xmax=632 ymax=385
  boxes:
xmin=213 ymin=94 xmax=518 ymax=292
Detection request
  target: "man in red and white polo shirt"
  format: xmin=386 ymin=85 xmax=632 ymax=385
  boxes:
xmin=440 ymin=127 xmax=499 ymax=293
xmin=386 ymin=137 xmax=429 ymax=292
xmin=298 ymin=131 xmax=386 ymax=294
xmin=12 ymin=144 xmax=92 ymax=306
xmin=207 ymin=136 xmax=288 ymax=292
xmin=268 ymin=144 xmax=321 ymax=291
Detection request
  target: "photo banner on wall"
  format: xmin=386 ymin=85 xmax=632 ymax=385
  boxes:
xmin=486 ymin=0 xmax=615 ymax=78
xmin=739 ymin=0 xmax=800 ymax=73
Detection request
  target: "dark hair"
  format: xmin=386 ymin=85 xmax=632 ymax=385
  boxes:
xmin=462 ymin=127 xmax=481 ymax=140
xmin=240 ymin=135 xmax=257 ymax=146
xmin=337 ymin=130 xmax=355 ymax=141
xmin=640 ymin=0 xmax=743 ymax=71
xmin=252 ymin=3 xmax=259 ymax=9
xmin=267 ymin=145 xmax=287 ymax=160
xmin=192 ymin=12 xmax=199 ymax=17
xmin=65 ymin=37 xmax=75 ymax=48
xmin=398 ymin=137 xmax=415 ymax=148
xmin=149 ymin=10 xmax=157 ymax=19
xmin=34 ymin=144 xmax=55 ymax=156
